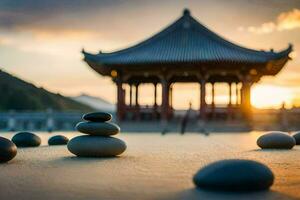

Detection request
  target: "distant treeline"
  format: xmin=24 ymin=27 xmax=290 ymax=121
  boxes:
xmin=0 ymin=70 xmax=93 ymax=112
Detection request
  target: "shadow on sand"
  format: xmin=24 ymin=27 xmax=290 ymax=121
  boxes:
xmin=45 ymin=155 xmax=129 ymax=167
xmin=248 ymin=148 xmax=300 ymax=152
xmin=51 ymin=155 xmax=121 ymax=162
xmin=161 ymin=188 xmax=295 ymax=200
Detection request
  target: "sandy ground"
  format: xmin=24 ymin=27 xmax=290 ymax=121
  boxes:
xmin=0 ymin=132 xmax=299 ymax=200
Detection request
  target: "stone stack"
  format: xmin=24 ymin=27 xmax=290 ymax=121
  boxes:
xmin=68 ymin=112 xmax=126 ymax=157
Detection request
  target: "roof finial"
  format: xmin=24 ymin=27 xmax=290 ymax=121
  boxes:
xmin=183 ymin=8 xmax=190 ymax=16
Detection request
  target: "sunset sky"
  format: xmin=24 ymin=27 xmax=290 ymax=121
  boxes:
xmin=0 ymin=0 xmax=299 ymax=109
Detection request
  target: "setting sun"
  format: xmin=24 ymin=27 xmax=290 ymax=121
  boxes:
xmin=251 ymin=84 xmax=293 ymax=109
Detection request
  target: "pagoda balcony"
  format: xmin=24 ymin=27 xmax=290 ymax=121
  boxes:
xmin=121 ymin=104 xmax=242 ymax=121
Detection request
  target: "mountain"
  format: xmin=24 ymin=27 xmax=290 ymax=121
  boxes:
xmin=0 ymin=69 xmax=93 ymax=112
xmin=72 ymin=94 xmax=115 ymax=112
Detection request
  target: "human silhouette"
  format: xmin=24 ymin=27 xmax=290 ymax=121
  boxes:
xmin=180 ymin=101 xmax=192 ymax=134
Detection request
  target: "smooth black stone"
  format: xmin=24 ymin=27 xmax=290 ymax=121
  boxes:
xmin=83 ymin=112 xmax=112 ymax=122
xmin=67 ymin=135 xmax=126 ymax=157
xmin=0 ymin=137 xmax=17 ymax=162
xmin=12 ymin=132 xmax=41 ymax=147
xmin=193 ymin=159 xmax=274 ymax=191
xmin=48 ymin=135 xmax=69 ymax=145
xmin=257 ymin=131 xmax=295 ymax=149
xmin=76 ymin=121 xmax=120 ymax=136
xmin=292 ymin=131 xmax=300 ymax=145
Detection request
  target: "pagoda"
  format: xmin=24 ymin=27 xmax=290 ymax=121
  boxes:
xmin=83 ymin=9 xmax=292 ymax=122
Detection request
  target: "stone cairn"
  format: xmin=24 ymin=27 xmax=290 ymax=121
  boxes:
xmin=68 ymin=112 xmax=126 ymax=157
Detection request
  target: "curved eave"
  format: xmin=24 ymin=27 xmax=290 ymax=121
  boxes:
xmin=83 ymin=44 xmax=292 ymax=76
xmin=84 ymin=45 xmax=292 ymax=67
xmin=83 ymin=52 xmax=112 ymax=76
xmin=262 ymin=45 xmax=293 ymax=76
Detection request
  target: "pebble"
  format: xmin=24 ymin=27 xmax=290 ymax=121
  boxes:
xmin=48 ymin=135 xmax=69 ymax=145
xmin=12 ymin=132 xmax=41 ymax=147
xmin=67 ymin=135 xmax=126 ymax=157
xmin=83 ymin=112 xmax=112 ymax=122
xmin=292 ymin=131 xmax=300 ymax=145
xmin=76 ymin=122 xmax=120 ymax=136
xmin=0 ymin=137 xmax=17 ymax=162
xmin=193 ymin=159 xmax=274 ymax=191
xmin=257 ymin=131 xmax=295 ymax=149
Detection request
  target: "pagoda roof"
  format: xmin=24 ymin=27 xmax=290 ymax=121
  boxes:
xmin=83 ymin=9 xmax=292 ymax=74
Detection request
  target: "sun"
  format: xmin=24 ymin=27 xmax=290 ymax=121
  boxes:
xmin=251 ymin=84 xmax=293 ymax=109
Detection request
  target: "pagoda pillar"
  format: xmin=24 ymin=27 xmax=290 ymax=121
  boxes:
xmin=228 ymin=82 xmax=232 ymax=106
xmin=154 ymin=83 xmax=157 ymax=107
xmin=228 ymin=82 xmax=233 ymax=120
xmin=153 ymin=83 xmax=158 ymax=119
xmin=116 ymin=79 xmax=124 ymax=121
xmin=169 ymin=85 xmax=173 ymax=109
xmin=211 ymin=82 xmax=215 ymax=119
xmin=241 ymin=78 xmax=252 ymax=119
xmin=135 ymin=84 xmax=139 ymax=106
xmin=235 ymin=82 xmax=239 ymax=106
xmin=200 ymin=79 xmax=206 ymax=120
xmin=129 ymin=84 xmax=132 ymax=107
xmin=135 ymin=84 xmax=140 ymax=120
xmin=161 ymin=79 xmax=170 ymax=122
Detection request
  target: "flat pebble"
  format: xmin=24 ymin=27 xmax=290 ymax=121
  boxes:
xmin=0 ymin=137 xmax=17 ymax=162
xmin=83 ymin=112 xmax=112 ymax=122
xmin=193 ymin=159 xmax=274 ymax=191
xmin=12 ymin=132 xmax=41 ymax=147
xmin=67 ymin=135 xmax=126 ymax=157
xmin=48 ymin=135 xmax=69 ymax=145
xmin=257 ymin=131 xmax=295 ymax=149
xmin=76 ymin=122 xmax=120 ymax=136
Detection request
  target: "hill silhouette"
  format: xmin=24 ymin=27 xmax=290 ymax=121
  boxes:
xmin=0 ymin=70 xmax=93 ymax=112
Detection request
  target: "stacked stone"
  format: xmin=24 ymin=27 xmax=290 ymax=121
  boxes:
xmin=68 ymin=112 xmax=126 ymax=157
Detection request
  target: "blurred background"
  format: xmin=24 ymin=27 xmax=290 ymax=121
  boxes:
xmin=0 ymin=0 xmax=299 ymax=132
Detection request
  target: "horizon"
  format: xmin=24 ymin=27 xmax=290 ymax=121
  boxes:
xmin=0 ymin=0 xmax=299 ymax=109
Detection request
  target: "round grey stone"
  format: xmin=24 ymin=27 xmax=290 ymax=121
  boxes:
xmin=12 ymin=132 xmax=41 ymax=147
xmin=67 ymin=135 xmax=126 ymax=157
xmin=83 ymin=112 xmax=112 ymax=122
xmin=76 ymin=122 xmax=120 ymax=136
xmin=0 ymin=137 xmax=17 ymax=163
xmin=292 ymin=131 xmax=300 ymax=145
xmin=193 ymin=159 xmax=274 ymax=191
xmin=257 ymin=131 xmax=295 ymax=149
xmin=48 ymin=135 xmax=69 ymax=145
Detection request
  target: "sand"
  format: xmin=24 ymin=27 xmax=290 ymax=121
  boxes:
xmin=0 ymin=132 xmax=299 ymax=200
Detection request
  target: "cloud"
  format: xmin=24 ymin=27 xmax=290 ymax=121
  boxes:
xmin=277 ymin=8 xmax=300 ymax=30
xmin=239 ymin=8 xmax=300 ymax=34
xmin=0 ymin=36 xmax=13 ymax=45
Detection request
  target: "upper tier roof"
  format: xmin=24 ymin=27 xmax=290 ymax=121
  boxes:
xmin=83 ymin=9 xmax=292 ymax=67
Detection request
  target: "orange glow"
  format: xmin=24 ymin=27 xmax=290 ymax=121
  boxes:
xmin=251 ymin=84 xmax=293 ymax=109
xmin=111 ymin=70 xmax=118 ymax=77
